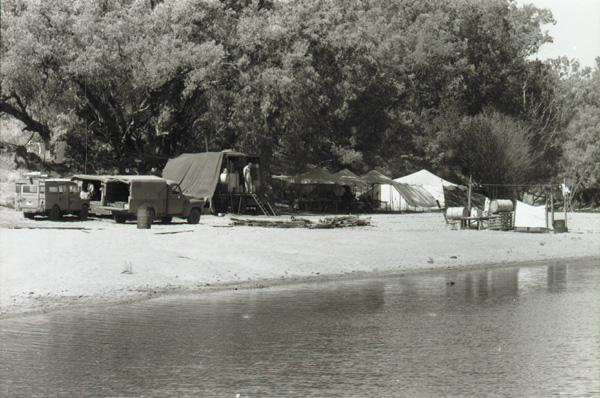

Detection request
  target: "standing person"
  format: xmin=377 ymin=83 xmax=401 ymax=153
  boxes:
xmin=243 ymin=162 xmax=253 ymax=193
xmin=80 ymin=183 xmax=93 ymax=200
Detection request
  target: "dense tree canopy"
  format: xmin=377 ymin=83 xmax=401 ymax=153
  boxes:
xmin=1 ymin=0 xmax=598 ymax=204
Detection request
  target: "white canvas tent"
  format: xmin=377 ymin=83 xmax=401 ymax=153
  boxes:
xmin=392 ymin=169 xmax=460 ymax=208
xmin=378 ymin=183 xmax=438 ymax=211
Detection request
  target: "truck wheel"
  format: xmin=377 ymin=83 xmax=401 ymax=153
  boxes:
xmin=187 ymin=208 xmax=201 ymax=224
xmin=79 ymin=204 xmax=89 ymax=221
xmin=161 ymin=216 xmax=173 ymax=224
xmin=50 ymin=205 xmax=61 ymax=221
xmin=114 ymin=213 xmax=127 ymax=224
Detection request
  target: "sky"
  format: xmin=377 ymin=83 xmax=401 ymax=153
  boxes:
xmin=516 ymin=0 xmax=600 ymax=69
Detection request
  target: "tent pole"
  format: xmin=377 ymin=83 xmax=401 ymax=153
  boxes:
xmin=564 ymin=180 xmax=568 ymax=230
xmin=550 ymin=187 xmax=554 ymax=229
xmin=467 ymin=174 xmax=472 ymax=214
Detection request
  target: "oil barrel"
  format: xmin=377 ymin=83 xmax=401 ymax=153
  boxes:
xmin=446 ymin=207 xmax=468 ymax=219
xmin=137 ymin=207 xmax=152 ymax=229
xmin=490 ymin=199 xmax=513 ymax=214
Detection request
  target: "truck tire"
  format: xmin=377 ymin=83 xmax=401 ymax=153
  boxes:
xmin=114 ymin=213 xmax=127 ymax=224
xmin=50 ymin=205 xmax=61 ymax=221
xmin=187 ymin=208 xmax=201 ymax=224
xmin=79 ymin=204 xmax=89 ymax=221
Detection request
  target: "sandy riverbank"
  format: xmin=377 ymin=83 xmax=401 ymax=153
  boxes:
xmin=1 ymin=206 xmax=598 ymax=317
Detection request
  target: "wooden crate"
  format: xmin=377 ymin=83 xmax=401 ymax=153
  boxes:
xmin=488 ymin=212 xmax=513 ymax=230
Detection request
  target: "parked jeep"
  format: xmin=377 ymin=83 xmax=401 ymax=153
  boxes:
xmin=98 ymin=175 xmax=204 ymax=225
xmin=15 ymin=172 xmax=90 ymax=221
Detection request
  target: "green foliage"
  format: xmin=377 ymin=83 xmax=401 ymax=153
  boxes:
xmin=444 ymin=111 xmax=536 ymax=198
xmin=1 ymin=0 xmax=596 ymax=206
xmin=558 ymin=60 xmax=600 ymax=206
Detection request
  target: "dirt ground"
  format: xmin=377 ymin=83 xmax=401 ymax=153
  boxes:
xmin=1 ymin=206 xmax=598 ymax=317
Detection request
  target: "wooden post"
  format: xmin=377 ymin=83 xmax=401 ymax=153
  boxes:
xmin=550 ymin=186 xmax=555 ymax=230
xmin=467 ymin=174 xmax=472 ymax=214
xmin=563 ymin=180 xmax=568 ymax=230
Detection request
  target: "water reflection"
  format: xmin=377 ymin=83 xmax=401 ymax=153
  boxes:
xmin=1 ymin=259 xmax=598 ymax=398
xmin=547 ymin=263 xmax=569 ymax=292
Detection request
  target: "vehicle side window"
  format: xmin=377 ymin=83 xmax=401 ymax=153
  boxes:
xmin=15 ymin=185 xmax=21 ymax=193
xmin=48 ymin=186 xmax=58 ymax=193
xmin=69 ymin=185 xmax=78 ymax=194
xmin=22 ymin=185 xmax=38 ymax=193
xmin=58 ymin=185 xmax=66 ymax=193
xmin=171 ymin=185 xmax=182 ymax=195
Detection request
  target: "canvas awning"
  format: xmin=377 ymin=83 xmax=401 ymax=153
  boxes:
xmin=395 ymin=169 xmax=461 ymax=208
xmin=333 ymin=169 xmax=369 ymax=186
xmin=391 ymin=182 xmax=438 ymax=208
xmin=162 ymin=152 xmax=225 ymax=199
xmin=361 ymin=170 xmax=394 ymax=185
xmin=273 ymin=166 xmax=342 ymax=185
xmin=72 ymin=174 xmax=110 ymax=182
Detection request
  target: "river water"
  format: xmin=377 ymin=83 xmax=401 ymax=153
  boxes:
xmin=1 ymin=259 xmax=598 ymax=398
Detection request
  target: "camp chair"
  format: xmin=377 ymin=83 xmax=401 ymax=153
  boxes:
xmin=443 ymin=211 xmax=461 ymax=230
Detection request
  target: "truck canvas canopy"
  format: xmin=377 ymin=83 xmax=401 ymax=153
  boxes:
xmin=162 ymin=152 xmax=225 ymax=200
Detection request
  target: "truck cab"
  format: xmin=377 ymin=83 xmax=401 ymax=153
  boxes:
xmin=15 ymin=172 xmax=90 ymax=221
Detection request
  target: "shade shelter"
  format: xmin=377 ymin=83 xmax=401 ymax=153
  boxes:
xmin=357 ymin=170 xmax=395 ymax=211
xmin=282 ymin=166 xmax=342 ymax=185
xmin=361 ymin=170 xmax=394 ymax=185
xmin=272 ymin=167 xmax=355 ymax=212
xmin=380 ymin=182 xmax=438 ymax=211
xmin=333 ymin=169 xmax=369 ymax=187
xmin=394 ymin=169 xmax=459 ymax=208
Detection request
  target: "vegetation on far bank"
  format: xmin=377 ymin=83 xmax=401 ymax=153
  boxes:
xmin=1 ymin=0 xmax=598 ymax=207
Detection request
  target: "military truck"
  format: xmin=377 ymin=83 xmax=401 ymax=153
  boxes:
xmin=15 ymin=172 xmax=90 ymax=221
xmin=97 ymin=175 xmax=204 ymax=225
xmin=162 ymin=150 xmax=277 ymax=215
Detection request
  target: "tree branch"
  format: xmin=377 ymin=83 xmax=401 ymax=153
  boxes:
xmin=0 ymin=94 xmax=53 ymax=142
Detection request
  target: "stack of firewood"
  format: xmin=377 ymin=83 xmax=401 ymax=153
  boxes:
xmin=310 ymin=215 xmax=371 ymax=229
xmin=229 ymin=215 xmax=370 ymax=229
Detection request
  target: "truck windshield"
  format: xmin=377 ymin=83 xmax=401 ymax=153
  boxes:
xmin=22 ymin=185 xmax=38 ymax=194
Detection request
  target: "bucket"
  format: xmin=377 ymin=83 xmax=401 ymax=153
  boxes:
xmin=137 ymin=207 xmax=152 ymax=229
xmin=553 ymin=219 xmax=567 ymax=233
xmin=446 ymin=207 xmax=468 ymax=219
xmin=490 ymin=199 xmax=513 ymax=214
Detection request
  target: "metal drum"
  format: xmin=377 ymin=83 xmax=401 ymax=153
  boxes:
xmin=137 ymin=207 xmax=152 ymax=229
xmin=490 ymin=199 xmax=513 ymax=214
xmin=446 ymin=207 xmax=468 ymax=219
